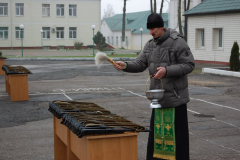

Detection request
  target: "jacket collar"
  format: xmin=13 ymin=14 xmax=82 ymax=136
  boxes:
xmin=153 ymin=29 xmax=170 ymax=44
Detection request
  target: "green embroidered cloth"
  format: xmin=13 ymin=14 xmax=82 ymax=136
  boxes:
xmin=153 ymin=108 xmax=176 ymax=160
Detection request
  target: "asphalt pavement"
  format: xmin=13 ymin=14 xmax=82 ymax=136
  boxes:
xmin=0 ymin=50 xmax=240 ymax=160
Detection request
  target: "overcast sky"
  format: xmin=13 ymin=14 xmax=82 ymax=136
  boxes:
xmin=101 ymin=0 xmax=169 ymax=18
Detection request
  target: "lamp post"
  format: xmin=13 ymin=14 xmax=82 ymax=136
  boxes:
xmin=140 ymin=28 xmax=143 ymax=51
xmin=19 ymin=24 xmax=24 ymax=57
xmin=91 ymin=25 xmax=96 ymax=56
xmin=40 ymin=29 xmax=43 ymax=49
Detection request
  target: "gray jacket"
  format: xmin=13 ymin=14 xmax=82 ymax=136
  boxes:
xmin=124 ymin=29 xmax=195 ymax=108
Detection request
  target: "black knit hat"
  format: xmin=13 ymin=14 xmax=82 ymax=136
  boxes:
xmin=147 ymin=13 xmax=164 ymax=29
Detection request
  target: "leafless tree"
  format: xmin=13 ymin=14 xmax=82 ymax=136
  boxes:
xmin=178 ymin=0 xmax=190 ymax=40
xmin=154 ymin=0 xmax=157 ymax=13
xmin=103 ymin=4 xmax=115 ymax=18
xmin=150 ymin=0 xmax=164 ymax=15
xmin=150 ymin=0 xmax=153 ymax=13
xmin=121 ymin=0 xmax=127 ymax=48
xmin=159 ymin=0 xmax=164 ymax=16
xmin=178 ymin=0 xmax=183 ymax=35
xmin=184 ymin=0 xmax=190 ymax=41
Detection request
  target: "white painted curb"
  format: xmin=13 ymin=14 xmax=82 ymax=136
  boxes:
xmin=202 ymin=67 xmax=240 ymax=78
xmin=6 ymin=58 xmax=136 ymax=61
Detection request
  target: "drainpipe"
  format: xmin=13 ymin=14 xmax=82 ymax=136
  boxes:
xmin=10 ymin=0 xmax=13 ymax=49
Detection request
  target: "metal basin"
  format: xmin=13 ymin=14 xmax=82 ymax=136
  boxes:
xmin=146 ymin=89 xmax=164 ymax=108
xmin=146 ymin=89 xmax=164 ymax=100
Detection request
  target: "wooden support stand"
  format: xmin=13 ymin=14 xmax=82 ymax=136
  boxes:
xmin=53 ymin=116 xmax=139 ymax=160
xmin=0 ymin=59 xmax=5 ymax=75
xmin=8 ymin=74 xmax=29 ymax=101
xmin=5 ymin=73 xmax=10 ymax=95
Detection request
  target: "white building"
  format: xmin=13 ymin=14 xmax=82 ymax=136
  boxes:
xmin=0 ymin=0 xmax=101 ymax=49
xmin=168 ymin=0 xmax=202 ymax=31
xmin=101 ymin=10 xmax=168 ymax=50
xmin=184 ymin=0 xmax=240 ymax=64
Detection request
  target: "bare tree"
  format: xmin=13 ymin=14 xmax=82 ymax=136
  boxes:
xmin=178 ymin=0 xmax=191 ymax=40
xmin=178 ymin=0 xmax=183 ymax=35
xmin=184 ymin=0 xmax=190 ymax=41
xmin=121 ymin=0 xmax=127 ymax=48
xmin=103 ymin=4 xmax=115 ymax=18
xmin=159 ymin=0 xmax=164 ymax=16
xmin=150 ymin=0 xmax=164 ymax=15
xmin=150 ymin=0 xmax=153 ymax=13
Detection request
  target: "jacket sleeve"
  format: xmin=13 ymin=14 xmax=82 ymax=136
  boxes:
xmin=123 ymin=42 xmax=149 ymax=73
xmin=165 ymin=38 xmax=195 ymax=77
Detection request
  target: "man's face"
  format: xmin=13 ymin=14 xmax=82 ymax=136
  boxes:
xmin=148 ymin=27 xmax=165 ymax=38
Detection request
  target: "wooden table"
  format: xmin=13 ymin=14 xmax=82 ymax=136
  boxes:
xmin=53 ymin=116 xmax=139 ymax=160
xmin=0 ymin=59 xmax=5 ymax=75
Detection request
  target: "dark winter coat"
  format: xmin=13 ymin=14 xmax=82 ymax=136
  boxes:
xmin=124 ymin=29 xmax=195 ymax=108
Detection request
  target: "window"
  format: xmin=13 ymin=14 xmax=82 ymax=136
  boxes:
xmin=42 ymin=4 xmax=50 ymax=16
xmin=69 ymin=4 xmax=76 ymax=16
xmin=0 ymin=3 xmax=8 ymax=16
xmin=116 ymin=36 xmax=118 ymax=45
xmin=107 ymin=37 xmax=110 ymax=44
xmin=125 ymin=36 xmax=128 ymax=46
xmin=218 ymin=29 xmax=222 ymax=48
xmin=213 ymin=28 xmax=223 ymax=49
xmin=56 ymin=4 xmax=64 ymax=16
xmin=69 ymin=27 xmax=77 ymax=39
xmin=200 ymin=30 xmax=204 ymax=47
xmin=111 ymin=36 xmax=114 ymax=45
xmin=42 ymin=27 xmax=50 ymax=39
xmin=15 ymin=3 xmax=24 ymax=16
xmin=56 ymin=27 xmax=64 ymax=39
xmin=15 ymin=27 xmax=24 ymax=39
xmin=0 ymin=27 xmax=8 ymax=39
xmin=196 ymin=28 xmax=204 ymax=49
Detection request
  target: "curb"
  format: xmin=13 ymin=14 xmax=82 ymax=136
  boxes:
xmin=202 ymin=67 xmax=240 ymax=78
xmin=6 ymin=57 xmax=137 ymax=61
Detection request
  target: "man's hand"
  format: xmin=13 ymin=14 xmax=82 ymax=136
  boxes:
xmin=152 ymin=67 xmax=166 ymax=79
xmin=114 ymin=61 xmax=126 ymax=70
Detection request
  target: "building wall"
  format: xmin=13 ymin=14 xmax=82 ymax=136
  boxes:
xmin=111 ymin=30 xmax=132 ymax=49
xmin=0 ymin=0 xmax=101 ymax=48
xmin=188 ymin=13 xmax=240 ymax=62
xmin=132 ymin=33 xmax=152 ymax=50
xmin=101 ymin=20 xmax=113 ymax=45
xmin=101 ymin=19 xmax=152 ymax=50
xmin=101 ymin=28 xmax=133 ymax=49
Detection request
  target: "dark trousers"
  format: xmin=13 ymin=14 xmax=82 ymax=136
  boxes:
xmin=146 ymin=104 xmax=189 ymax=160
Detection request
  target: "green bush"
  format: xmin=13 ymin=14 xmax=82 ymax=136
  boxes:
xmin=0 ymin=52 xmax=2 ymax=56
xmin=74 ymin=41 xmax=84 ymax=50
xmin=94 ymin=31 xmax=107 ymax=51
xmin=229 ymin=41 xmax=240 ymax=71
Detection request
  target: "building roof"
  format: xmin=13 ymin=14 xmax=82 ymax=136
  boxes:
xmin=184 ymin=0 xmax=240 ymax=16
xmin=103 ymin=10 xmax=168 ymax=34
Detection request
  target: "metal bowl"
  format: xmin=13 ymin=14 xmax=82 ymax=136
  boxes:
xmin=146 ymin=89 xmax=164 ymax=108
xmin=146 ymin=89 xmax=164 ymax=100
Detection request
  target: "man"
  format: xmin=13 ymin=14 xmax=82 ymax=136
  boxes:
xmin=114 ymin=13 xmax=195 ymax=160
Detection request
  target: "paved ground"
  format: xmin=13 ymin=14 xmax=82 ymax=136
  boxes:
xmin=0 ymin=53 xmax=240 ymax=160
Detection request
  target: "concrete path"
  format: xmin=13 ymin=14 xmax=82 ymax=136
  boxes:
xmin=0 ymin=60 xmax=240 ymax=160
